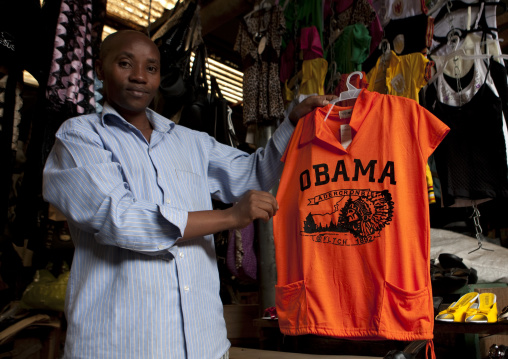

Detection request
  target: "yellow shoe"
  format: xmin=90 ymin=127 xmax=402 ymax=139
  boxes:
xmin=465 ymin=293 xmax=498 ymax=323
xmin=435 ymin=292 xmax=479 ymax=322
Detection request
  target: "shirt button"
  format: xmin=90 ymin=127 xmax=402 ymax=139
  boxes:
xmin=165 ymin=199 xmax=171 ymax=204
xmin=158 ymin=174 xmax=162 ymax=180
xmin=157 ymin=244 xmax=164 ymax=250
xmin=179 ymin=252 xmax=184 ymax=258
xmin=184 ymin=285 xmax=190 ymax=292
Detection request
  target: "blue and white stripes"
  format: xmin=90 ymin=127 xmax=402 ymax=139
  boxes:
xmin=43 ymin=103 xmax=294 ymax=359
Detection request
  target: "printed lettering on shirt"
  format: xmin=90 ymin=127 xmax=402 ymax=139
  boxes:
xmin=299 ymin=159 xmax=396 ymax=191
xmin=303 ymin=189 xmax=394 ymax=246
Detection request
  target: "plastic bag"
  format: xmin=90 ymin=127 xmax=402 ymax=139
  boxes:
xmin=20 ymin=264 xmax=69 ymax=312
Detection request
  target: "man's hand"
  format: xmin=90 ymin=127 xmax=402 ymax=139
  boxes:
xmin=227 ymin=190 xmax=278 ymax=229
xmin=289 ymin=95 xmax=338 ymax=125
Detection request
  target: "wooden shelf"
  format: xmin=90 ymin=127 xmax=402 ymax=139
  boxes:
xmin=434 ymin=321 xmax=508 ymax=335
xmin=254 ymin=318 xmax=508 ymax=335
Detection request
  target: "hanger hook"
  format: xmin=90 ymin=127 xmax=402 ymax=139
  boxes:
xmin=346 ymin=71 xmax=363 ymax=91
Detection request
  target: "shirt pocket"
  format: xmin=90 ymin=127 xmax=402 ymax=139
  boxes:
xmin=379 ymin=281 xmax=433 ymax=335
xmin=173 ymin=169 xmax=207 ymax=211
xmin=275 ymin=280 xmax=309 ymax=330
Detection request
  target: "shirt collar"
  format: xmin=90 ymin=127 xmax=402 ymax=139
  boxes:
xmin=298 ymin=89 xmax=377 ymax=151
xmin=100 ymin=102 xmax=175 ymax=133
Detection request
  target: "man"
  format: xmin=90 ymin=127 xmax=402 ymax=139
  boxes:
xmin=43 ymin=29 xmax=334 ymax=359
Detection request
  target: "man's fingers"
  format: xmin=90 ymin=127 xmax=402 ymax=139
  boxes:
xmin=243 ymin=190 xmax=278 ymax=220
xmin=289 ymin=95 xmax=339 ymax=123
xmin=248 ymin=190 xmax=278 ymax=215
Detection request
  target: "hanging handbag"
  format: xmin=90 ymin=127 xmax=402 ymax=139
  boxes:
xmin=178 ymin=43 xmax=209 ymax=132
xmin=179 ymin=44 xmax=239 ymax=147
xmin=209 ymin=76 xmax=239 ymax=148
xmin=155 ymin=0 xmax=198 ymax=118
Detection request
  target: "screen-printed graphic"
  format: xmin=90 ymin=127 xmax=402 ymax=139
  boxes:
xmin=303 ymin=189 xmax=394 ymax=246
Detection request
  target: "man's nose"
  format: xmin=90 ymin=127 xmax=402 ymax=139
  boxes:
xmin=129 ymin=65 xmax=147 ymax=82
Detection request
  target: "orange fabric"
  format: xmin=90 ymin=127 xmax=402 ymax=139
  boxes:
xmin=273 ymin=89 xmax=449 ymax=341
xmin=426 ymin=339 xmax=436 ymax=359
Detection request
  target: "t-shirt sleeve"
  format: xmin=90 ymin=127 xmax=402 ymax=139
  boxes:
xmin=415 ymin=53 xmax=430 ymax=90
xmin=418 ymin=104 xmax=450 ymax=159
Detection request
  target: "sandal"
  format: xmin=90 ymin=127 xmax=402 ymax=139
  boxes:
xmin=465 ymin=293 xmax=498 ymax=323
xmin=435 ymin=292 xmax=479 ymax=322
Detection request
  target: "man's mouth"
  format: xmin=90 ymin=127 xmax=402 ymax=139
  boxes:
xmin=127 ymin=88 xmax=149 ymax=97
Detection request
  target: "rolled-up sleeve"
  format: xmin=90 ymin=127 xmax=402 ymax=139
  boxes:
xmin=43 ymin=127 xmax=186 ymax=254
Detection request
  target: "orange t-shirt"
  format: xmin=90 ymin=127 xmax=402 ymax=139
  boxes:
xmin=273 ymin=89 xmax=449 ymax=341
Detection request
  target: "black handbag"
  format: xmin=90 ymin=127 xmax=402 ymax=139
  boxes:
xmin=155 ymin=0 xmax=198 ymax=119
xmin=178 ymin=43 xmax=209 ymax=132
xmin=209 ymin=76 xmax=238 ymax=148
xmin=179 ymin=44 xmax=239 ymax=147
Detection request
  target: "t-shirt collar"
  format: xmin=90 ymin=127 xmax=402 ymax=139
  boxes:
xmin=299 ymin=89 xmax=376 ymax=150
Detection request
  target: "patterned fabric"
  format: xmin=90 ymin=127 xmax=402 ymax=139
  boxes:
xmin=235 ymin=5 xmax=286 ymax=125
xmin=46 ymin=0 xmax=105 ymax=116
xmin=42 ymin=103 xmax=295 ymax=359
xmin=336 ymin=0 xmax=377 ymax=30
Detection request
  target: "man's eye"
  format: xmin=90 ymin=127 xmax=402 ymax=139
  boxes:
xmin=119 ymin=61 xmax=131 ymax=68
xmin=148 ymin=66 xmax=158 ymax=73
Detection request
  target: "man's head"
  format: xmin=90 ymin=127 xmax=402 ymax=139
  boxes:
xmin=96 ymin=30 xmax=160 ymax=122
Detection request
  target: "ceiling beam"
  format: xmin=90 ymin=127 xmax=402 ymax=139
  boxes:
xmin=200 ymin=0 xmax=254 ymax=36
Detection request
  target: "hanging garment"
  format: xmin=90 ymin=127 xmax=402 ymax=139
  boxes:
xmin=300 ymin=58 xmax=328 ymax=95
xmin=384 ymin=14 xmax=434 ymax=55
xmin=362 ymin=14 xmax=433 ymax=73
xmin=284 ymin=58 xmax=328 ymax=101
xmin=429 ymin=1 xmax=499 ymax=53
xmin=429 ymin=62 xmax=508 ymax=207
xmin=431 ymin=33 xmax=502 ymax=80
xmin=367 ymin=51 xmax=432 ymax=101
xmin=273 ymin=89 xmax=449 ymax=341
xmin=366 ymin=51 xmax=435 ymax=202
xmin=333 ymin=0 xmax=382 ymax=53
xmin=300 ymin=26 xmax=323 ymax=60
xmin=372 ymin=0 xmax=428 ymax=27
xmin=331 ymin=23 xmax=371 ymax=74
xmin=279 ymin=39 xmax=296 ymax=83
xmin=45 ymin=0 xmax=100 ymax=116
xmin=283 ymin=0 xmax=324 ymax=50
xmin=235 ymin=5 xmax=286 ymax=125
xmin=432 ymin=38 xmax=498 ymax=107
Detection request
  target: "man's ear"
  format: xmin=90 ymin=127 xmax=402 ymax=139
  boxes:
xmin=95 ymin=59 xmax=104 ymax=81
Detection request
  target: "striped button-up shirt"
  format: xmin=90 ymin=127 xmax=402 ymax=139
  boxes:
xmin=42 ymin=103 xmax=294 ymax=359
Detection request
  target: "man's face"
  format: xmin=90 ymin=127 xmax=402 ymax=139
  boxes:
xmin=97 ymin=32 xmax=160 ymax=121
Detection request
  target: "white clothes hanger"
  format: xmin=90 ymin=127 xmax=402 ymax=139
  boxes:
xmin=324 ymin=71 xmax=363 ymax=122
xmin=428 ymin=44 xmax=508 ymax=85
xmin=330 ymin=71 xmax=363 ymax=104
